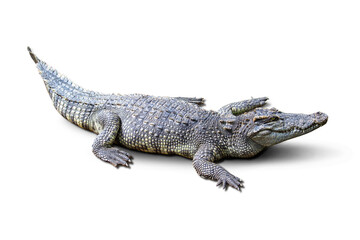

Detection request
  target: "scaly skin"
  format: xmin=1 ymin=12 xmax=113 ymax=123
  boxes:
xmin=28 ymin=47 xmax=328 ymax=191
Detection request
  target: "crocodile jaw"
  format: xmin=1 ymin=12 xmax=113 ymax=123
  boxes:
xmin=249 ymin=112 xmax=328 ymax=147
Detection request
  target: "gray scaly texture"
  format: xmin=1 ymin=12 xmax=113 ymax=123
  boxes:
xmin=28 ymin=47 xmax=328 ymax=191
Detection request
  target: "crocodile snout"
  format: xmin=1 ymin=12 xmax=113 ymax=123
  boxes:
xmin=312 ymin=112 xmax=328 ymax=126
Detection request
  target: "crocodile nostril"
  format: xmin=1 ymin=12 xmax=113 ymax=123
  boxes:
xmin=313 ymin=112 xmax=328 ymax=125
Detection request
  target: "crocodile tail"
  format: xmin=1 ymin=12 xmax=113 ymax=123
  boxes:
xmin=27 ymin=47 xmax=104 ymax=130
xmin=27 ymin=47 xmax=87 ymax=97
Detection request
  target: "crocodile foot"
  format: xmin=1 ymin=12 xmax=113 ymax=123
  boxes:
xmin=216 ymin=172 xmax=245 ymax=191
xmin=94 ymin=147 xmax=133 ymax=167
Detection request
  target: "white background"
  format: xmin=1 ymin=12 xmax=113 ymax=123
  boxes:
xmin=0 ymin=1 xmax=359 ymax=239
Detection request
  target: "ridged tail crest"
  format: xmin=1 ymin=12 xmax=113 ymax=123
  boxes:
xmin=28 ymin=47 xmax=105 ymax=130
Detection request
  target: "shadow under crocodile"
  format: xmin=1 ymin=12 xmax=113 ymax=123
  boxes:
xmin=225 ymin=143 xmax=335 ymax=166
xmin=120 ymin=142 xmax=338 ymax=167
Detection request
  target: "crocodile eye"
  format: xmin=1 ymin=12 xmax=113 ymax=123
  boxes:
xmin=254 ymin=116 xmax=279 ymax=123
xmin=270 ymin=116 xmax=280 ymax=121
xmin=253 ymin=117 xmax=267 ymax=122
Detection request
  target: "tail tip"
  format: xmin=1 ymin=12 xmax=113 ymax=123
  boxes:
xmin=27 ymin=46 xmax=39 ymax=63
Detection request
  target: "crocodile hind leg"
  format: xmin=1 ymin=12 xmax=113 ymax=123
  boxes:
xmin=91 ymin=109 xmax=132 ymax=167
xmin=192 ymin=145 xmax=244 ymax=191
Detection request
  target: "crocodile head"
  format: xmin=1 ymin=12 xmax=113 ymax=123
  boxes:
xmin=244 ymin=108 xmax=328 ymax=147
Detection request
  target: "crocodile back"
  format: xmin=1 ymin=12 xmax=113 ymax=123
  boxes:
xmin=111 ymin=94 xmax=215 ymax=158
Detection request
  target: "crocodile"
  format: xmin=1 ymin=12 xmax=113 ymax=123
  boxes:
xmin=28 ymin=47 xmax=328 ymax=191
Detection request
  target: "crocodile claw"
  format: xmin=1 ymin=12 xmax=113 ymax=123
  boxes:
xmin=216 ymin=173 xmax=245 ymax=191
xmin=95 ymin=147 xmax=133 ymax=167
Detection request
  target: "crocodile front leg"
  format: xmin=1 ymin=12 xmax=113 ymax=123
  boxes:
xmin=192 ymin=145 xmax=245 ymax=191
xmin=91 ymin=109 xmax=132 ymax=167
xmin=218 ymin=97 xmax=268 ymax=115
